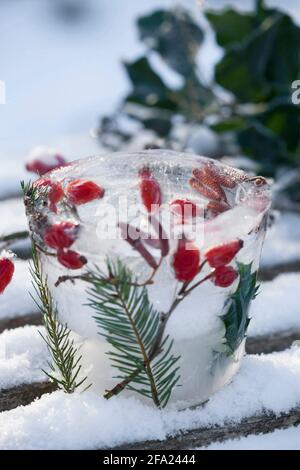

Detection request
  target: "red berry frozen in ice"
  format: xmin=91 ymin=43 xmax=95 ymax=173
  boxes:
xmin=66 ymin=179 xmax=104 ymax=205
xmin=212 ymin=265 xmax=238 ymax=288
xmin=44 ymin=221 xmax=79 ymax=250
xmin=26 ymin=147 xmax=66 ymax=175
xmin=206 ymin=200 xmax=230 ymax=218
xmin=139 ymin=168 xmax=162 ymax=213
xmin=169 ymin=199 xmax=200 ymax=223
xmin=205 ymin=240 xmax=243 ymax=268
xmin=34 ymin=179 xmax=64 ymax=208
xmin=57 ymin=250 xmax=87 ymax=270
xmin=0 ymin=254 xmax=15 ymax=294
xmin=172 ymin=239 xmax=200 ymax=282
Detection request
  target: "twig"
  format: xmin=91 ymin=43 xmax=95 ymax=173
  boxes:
xmin=104 ymin=269 xmax=214 ymax=399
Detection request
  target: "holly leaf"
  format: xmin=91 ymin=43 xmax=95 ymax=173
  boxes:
xmin=124 ymin=57 xmax=178 ymax=111
xmin=137 ymin=9 xmax=203 ymax=76
xmin=255 ymin=98 xmax=300 ymax=153
xmin=211 ymin=116 xmax=247 ymax=133
xmin=215 ymin=12 xmax=300 ymax=103
xmin=221 ymin=263 xmax=257 ymax=355
xmin=206 ymin=8 xmax=255 ymax=48
xmin=237 ymin=121 xmax=290 ymax=176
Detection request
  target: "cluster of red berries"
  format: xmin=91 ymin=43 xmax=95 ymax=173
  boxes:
xmin=43 ymin=220 xmax=87 ymax=270
xmin=137 ymin=166 xmax=243 ymax=288
xmin=0 ymin=252 xmax=15 ymax=294
xmin=38 ymin=178 xmax=104 ymax=270
xmin=34 ymin=178 xmax=105 ymax=213
xmin=172 ymin=238 xmax=242 ymax=288
xmin=26 ymin=148 xmax=67 ymax=176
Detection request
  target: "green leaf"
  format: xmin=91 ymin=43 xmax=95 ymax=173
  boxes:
xmin=211 ymin=116 xmax=247 ymax=133
xmin=124 ymin=57 xmax=178 ymax=111
xmin=178 ymin=80 xmax=215 ymax=115
xmin=206 ymin=8 xmax=255 ymax=48
xmin=237 ymin=121 xmax=289 ymax=176
xmin=137 ymin=9 xmax=203 ymax=76
xmin=221 ymin=263 xmax=258 ymax=355
xmin=215 ymin=12 xmax=300 ymax=103
xmin=142 ymin=117 xmax=172 ymax=137
xmin=86 ymin=260 xmax=180 ymax=408
xmin=255 ymin=98 xmax=300 ymax=153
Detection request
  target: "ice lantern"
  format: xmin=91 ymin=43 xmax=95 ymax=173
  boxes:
xmin=25 ymin=150 xmax=271 ymax=409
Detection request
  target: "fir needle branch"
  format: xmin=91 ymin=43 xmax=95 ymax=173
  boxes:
xmin=113 ymin=278 xmax=160 ymax=407
xmin=104 ymin=269 xmax=215 ymax=399
xmin=54 ymin=259 xmax=210 ymax=402
xmin=86 ymin=260 xmax=180 ymax=407
xmin=54 ymin=260 xmax=164 ymax=288
xmin=30 ymin=243 xmax=89 ymax=393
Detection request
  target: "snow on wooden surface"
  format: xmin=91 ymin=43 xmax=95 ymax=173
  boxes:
xmin=0 ymin=260 xmax=37 ymax=319
xmin=0 ymin=326 xmax=47 ymax=390
xmin=202 ymin=424 xmax=300 ymax=450
xmin=262 ymin=213 xmax=300 ymax=267
xmin=249 ymin=273 xmax=300 ymax=337
xmin=0 ymin=347 xmax=300 ymax=449
xmin=0 ymin=199 xmax=27 ymax=234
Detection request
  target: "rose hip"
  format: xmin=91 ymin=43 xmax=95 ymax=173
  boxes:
xmin=206 ymin=200 xmax=230 ymax=218
xmin=205 ymin=240 xmax=243 ymax=268
xmin=57 ymin=250 xmax=87 ymax=270
xmin=212 ymin=265 xmax=238 ymax=288
xmin=26 ymin=148 xmax=66 ymax=175
xmin=0 ymin=254 xmax=15 ymax=294
xmin=172 ymin=239 xmax=200 ymax=282
xmin=139 ymin=168 xmax=162 ymax=213
xmin=44 ymin=221 xmax=79 ymax=250
xmin=34 ymin=179 xmax=64 ymax=211
xmin=169 ymin=199 xmax=200 ymax=223
xmin=66 ymin=179 xmax=105 ymax=205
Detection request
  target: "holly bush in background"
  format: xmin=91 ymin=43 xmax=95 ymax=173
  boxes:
xmin=98 ymin=0 xmax=300 ymax=190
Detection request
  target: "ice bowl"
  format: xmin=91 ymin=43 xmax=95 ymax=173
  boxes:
xmin=25 ymin=150 xmax=271 ymax=409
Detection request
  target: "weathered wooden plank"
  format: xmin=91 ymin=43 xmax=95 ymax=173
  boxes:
xmin=0 ymin=381 xmax=57 ymax=413
xmin=246 ymin=330 xmax=300 ymax=355
xmin=259 ymin=260 xmax=300 ymax=281
xmin=0 ymin=313 xmax=42 ymax=334
xmin=114 ymin=407 xmax=300 ymax=450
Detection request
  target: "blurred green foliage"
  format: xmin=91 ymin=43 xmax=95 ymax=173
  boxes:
xmin=99 ymin=0 xmax=300 ymax=185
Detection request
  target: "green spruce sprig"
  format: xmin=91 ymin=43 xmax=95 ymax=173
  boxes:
xmin=86 ymin=259 xmax=180 ymax=408
xmin=21 ymin=180 xmax=40 ymax=204
xmin=30 ymin=244 xmax=89 ymax=393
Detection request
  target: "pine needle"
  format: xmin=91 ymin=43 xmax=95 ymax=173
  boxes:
xmin=86 ymin=259 xmax=180 ymax=408
xmin=30 ymin=244 xmax=89 ymax=393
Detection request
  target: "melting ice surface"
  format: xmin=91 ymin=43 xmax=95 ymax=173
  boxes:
xmin=29 ymin=150 xmax=271 ymax=407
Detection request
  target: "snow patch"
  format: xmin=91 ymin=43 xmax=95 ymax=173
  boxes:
xmin=0 ymin=199 xmax=28 ymax=235
xmin=1 ymin=348 xmax=300 ymax=449
xmin=0 ymin=325 xmax=48 ymax=390
xmin=0 ymin=259 xmax=38 ymax=319
xmin=249 ymin=273 xmax=300 ymax=337
xmin=262 ymin=213 xmax=300 ymax=267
